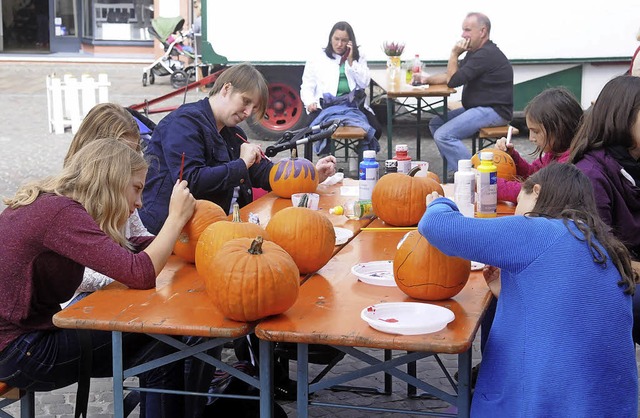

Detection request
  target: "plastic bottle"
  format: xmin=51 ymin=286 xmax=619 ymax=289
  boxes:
xmin=454 ymin=159 xmax=476 ymax=217
xmin=411 ymin=54 xmax=422 ymax=85
xmin=384 ymin=159 xmax=398 ymax=175
xmin=475 ymin=152 xmax=497 ymax=218
xmin=394 ymin=144 xmax=412 ymax=174
xmin=330 ymin=200 xmax=375 ymax=220
xmin=359 ymin=150 xmax=379 ymax=200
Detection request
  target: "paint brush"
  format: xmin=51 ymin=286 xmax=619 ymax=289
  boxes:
xmin=179 ymin=152 xmax=185 ymax=182
xmin=505 ymin=125 xmax=513 ymax=146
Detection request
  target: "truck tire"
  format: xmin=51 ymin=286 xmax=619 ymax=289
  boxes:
xmin=245 ymin=69 xmax=308 ymax=141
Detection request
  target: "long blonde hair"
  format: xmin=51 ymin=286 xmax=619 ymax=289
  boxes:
xmin=64 ymin=103 xmax=140 ymax=167
xmin=5 ymin=139 xmax=148 ymax=249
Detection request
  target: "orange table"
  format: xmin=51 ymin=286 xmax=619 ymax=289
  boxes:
xmin=52 ymin=180 xmax=372 ymax=417
xmin=255 ymin=216 xmax=493 ymax=418
xmin=371 ymin=70 xmax=456 ymax=162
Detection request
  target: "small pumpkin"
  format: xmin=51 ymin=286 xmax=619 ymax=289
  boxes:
xmin=265 ymin=206 xmax=335 ymax=274
xmin=195 ymin=203 xmax=270 ymax=277
xmin=206 ymin=236 xmax=300 ymax=322
xmin=269 ymin=148 xmax=319 ymax=198
xmin=372 ymin=166 xmax=444 ymax=226
xmin=394 ymin=230 xmax=470 ymax=300
xmin=471 ymin=149 xmax=517 ymax=180
xmin=426 ymin=171 xmax=441 ymax=184
xmin=173 ymin=200 xmax=227 ymax=263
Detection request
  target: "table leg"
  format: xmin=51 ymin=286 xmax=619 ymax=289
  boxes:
xmin=296 ymin=343 xmax=310 ymax=418
xmin=416 ymin=98 xmax=422 ymax=161
xmin=442 ymin=98 xmax=450 ymax=183
xmin=112 ymin=331 xmax=124 ymax=418
xmin=259 ymin=339 xmax=274 ymax=418
xmin=386 ymin=98 xmax=394 ymax=159
xmin=457 ymin=350 xmax=472 ymax=418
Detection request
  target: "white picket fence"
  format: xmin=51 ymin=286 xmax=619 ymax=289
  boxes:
xmin=46 ymin=73 xmax=111 ymax=134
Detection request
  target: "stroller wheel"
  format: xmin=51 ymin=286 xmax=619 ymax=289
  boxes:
xmin=142 ymin=73 xmax=148 ymax=87
xmin=149 ymin=72 xmax=155 ymax=85
xmin=170 ymin=70 xmax=189 ymax=89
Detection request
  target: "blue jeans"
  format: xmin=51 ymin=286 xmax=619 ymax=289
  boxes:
xmin=429 ymin=106 xmax=508 ymax=172
xmin=0 ymin=329 xmax=184 ymax=417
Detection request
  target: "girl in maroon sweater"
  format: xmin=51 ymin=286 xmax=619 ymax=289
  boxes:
xmin=0 ymin=138 xmax=195 ymax=416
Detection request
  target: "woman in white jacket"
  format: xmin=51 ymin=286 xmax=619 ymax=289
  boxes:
xmin=300 ymin=21 xmax=381 ymax=155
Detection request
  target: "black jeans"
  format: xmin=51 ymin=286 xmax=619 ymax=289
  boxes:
xmin=0 ymin=329 xmax=184 ymax=417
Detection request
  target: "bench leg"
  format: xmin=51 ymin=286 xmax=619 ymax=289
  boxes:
xmin=20 ymin=391 xmax=34 ymax=418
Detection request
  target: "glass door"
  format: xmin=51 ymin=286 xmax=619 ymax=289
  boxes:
xmin=50 ymin=0 xmax=81 ymax=52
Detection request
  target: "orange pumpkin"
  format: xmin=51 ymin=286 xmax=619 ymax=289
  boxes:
xmin=471 ymin=149 xmax=517 ymax=180
xmin=173 ymin=200 xmax=227 ymax=263
xmin=265 ymin=206 xmax=335 ymax=274
xmin=206 ymin=236 xmax=300 ymax=322
xmin=372 ymin=167 xmax=444 ymax=226
xmin=195 ymin=203 xmax=270 ymax=277
xmin=426 ymin=171 xmax=441 ymax=183
xmin=269 ymin=149 xmax=319 ymax=198
xmin=394 ymin=230 xmax=470 ymax=300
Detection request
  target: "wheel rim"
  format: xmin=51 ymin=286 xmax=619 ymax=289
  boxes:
xmin=261 ymin=82 xmax=303 ymax=132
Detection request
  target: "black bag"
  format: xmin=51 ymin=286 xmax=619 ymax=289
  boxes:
xmin=202 ymin=361 xmax=287 ymax=418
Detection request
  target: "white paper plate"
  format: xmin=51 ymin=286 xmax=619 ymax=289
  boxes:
xmin=335 ymin=227 xmax=354 ymax=245
xmin=361 ymin=302 xmax=455 ymax=335
xmin=471 ymin=261 xmax=485 ymax=271
xmin=351 ymin=260 xmax=397 ymax=287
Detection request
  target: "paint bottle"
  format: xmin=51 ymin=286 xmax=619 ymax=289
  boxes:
xmin=330 ymin=200 xmax=375 ymax=220
xmin=454 ymin=159 xmax=475 ymax=217
xmin=384 ymin=159 xmax=398 ymax=175
xmin=475 ymin=152 xmax=497 ymax=218
xmin=359 ymin=150 xmax=379 ymax=200
xmin=394 ymin=144 xmax=412 ymax=174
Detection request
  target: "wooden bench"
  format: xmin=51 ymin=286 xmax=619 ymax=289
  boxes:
xmin=0 ymin=382 xmax=34 ymax=418
xmin=442 ymin=124 xmax=520 ymax=182
xmin=330 ymin=126 xmax=367 ymax=167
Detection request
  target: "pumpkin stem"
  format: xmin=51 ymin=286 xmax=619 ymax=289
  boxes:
xmin=248 ymin=236 xmax=264 ymax=255
xmin=297 ymin=193 xmax=309 ymax=208
xmin=232 ymin=203 xmax=242 ymax=223
xmin=290 ymin=148 xmax=298 ymax=158
xmin=408 ymin=166 xmax=422 ymax=177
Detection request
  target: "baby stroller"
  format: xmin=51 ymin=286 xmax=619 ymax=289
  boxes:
xmin=142 ymin=16 xmax=196 ymax=89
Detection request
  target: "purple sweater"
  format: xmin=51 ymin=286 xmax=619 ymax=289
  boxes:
xmin=497 ymin=151 xmax=568 ymax=203
xmin=0 ymin=194 xmax=155 ymax=351
xmin=575 ymin=149 xmax=640 ymax=259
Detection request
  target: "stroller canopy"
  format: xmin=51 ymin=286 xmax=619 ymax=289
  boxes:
xmin=151 ymin=17 xmax=186 ymax=41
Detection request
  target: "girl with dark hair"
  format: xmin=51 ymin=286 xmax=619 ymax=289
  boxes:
xmin=569 ymin=74 xmax=640 ymax=343
xmin=418 ymin=162 xmax=638 ymax=416
xmin=494 ymin=87 xmax=583 ymax=203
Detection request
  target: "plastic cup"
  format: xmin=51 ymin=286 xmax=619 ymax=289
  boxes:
xmin=411 ymin=161 xmax=430 ymax=177
xmin=291 ymin=193 xmax=319 ymax=210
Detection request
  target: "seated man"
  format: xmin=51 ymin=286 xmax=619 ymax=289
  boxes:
xmin=139 ymin=63 xmax=336 ymax=234
xmin=414 ymin=12 xmax=513 ymax=175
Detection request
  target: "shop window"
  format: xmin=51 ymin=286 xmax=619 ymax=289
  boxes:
xmin=83 ymin=0 xmax=154 ymax=41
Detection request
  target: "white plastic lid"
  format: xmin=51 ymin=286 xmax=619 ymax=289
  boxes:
xmin=480 ymin=151 xmax=494 ymax=161
xmin=458 ymin=159 xmax=472 ymax=170
xmin=363 ymin=150 xmax=376 ymax=159
xmin=395 ymin=144 xmax=408 ymax=152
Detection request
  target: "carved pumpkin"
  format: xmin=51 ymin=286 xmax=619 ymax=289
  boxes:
xmin=206 ymin=236 xmax=300 ymax=322
xmin=372 ymin=167 xmax=444 ymax=226
xmin=269 ymin=149 xmax=319 ymax=198
xmin=265 ymin=207 xmax=335 ymax=274
xmin=195 ymin=203 xmax=270 ymax=277
xmin=394 ymin=230 xmax=470 ymax=300
xmin=173 ymin=200 xmax=227 ymax=263
xmin=471 ymin=149 xmax=517 ymax=180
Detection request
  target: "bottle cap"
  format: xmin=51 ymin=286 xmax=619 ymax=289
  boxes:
xmin=395 ymin=144 xmax=408 ymax=152
xmin=329 ymin=206 xmax=344 ymax=215
xmin=363 ymin=150 xmax=376 ymax=159
xmin=458 ymin=159 xmax=472 ymax=170
xmin=385 ymin=159 xmax=398 ymax=168
xmin=480 ymin=151 xmax=494 ymax=161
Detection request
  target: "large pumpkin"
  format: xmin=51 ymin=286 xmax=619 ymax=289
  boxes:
xmin=394 ymin=230 xmax=470 ymax=300
xmin=372 ymin=167 xmax=444 ymax=226
xmin=206 ymin=236 xmax=300 ymax=322
xmin=173 ymin=200 xmax=227 ymax=263
xmin=269 ymin=149 xmax=319 ymax=198
xmin=471 ymin=149 xmax=517 ymax=180
xmin=265 ymin=206 xmax=335 ymax=274
xmin=195 ymin=203 xmax=270 ymax=277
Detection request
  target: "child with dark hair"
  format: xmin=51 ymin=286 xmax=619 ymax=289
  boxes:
xmin=419 ymin=162 xmax=638 ymax=417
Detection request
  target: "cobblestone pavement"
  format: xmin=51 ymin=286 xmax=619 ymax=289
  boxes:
xmin=1 ymin=60 xmax=638 ymax=417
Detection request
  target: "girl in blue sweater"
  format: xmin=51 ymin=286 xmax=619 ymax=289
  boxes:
xmin=419 ymin=163 xmax=638 ymax=417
